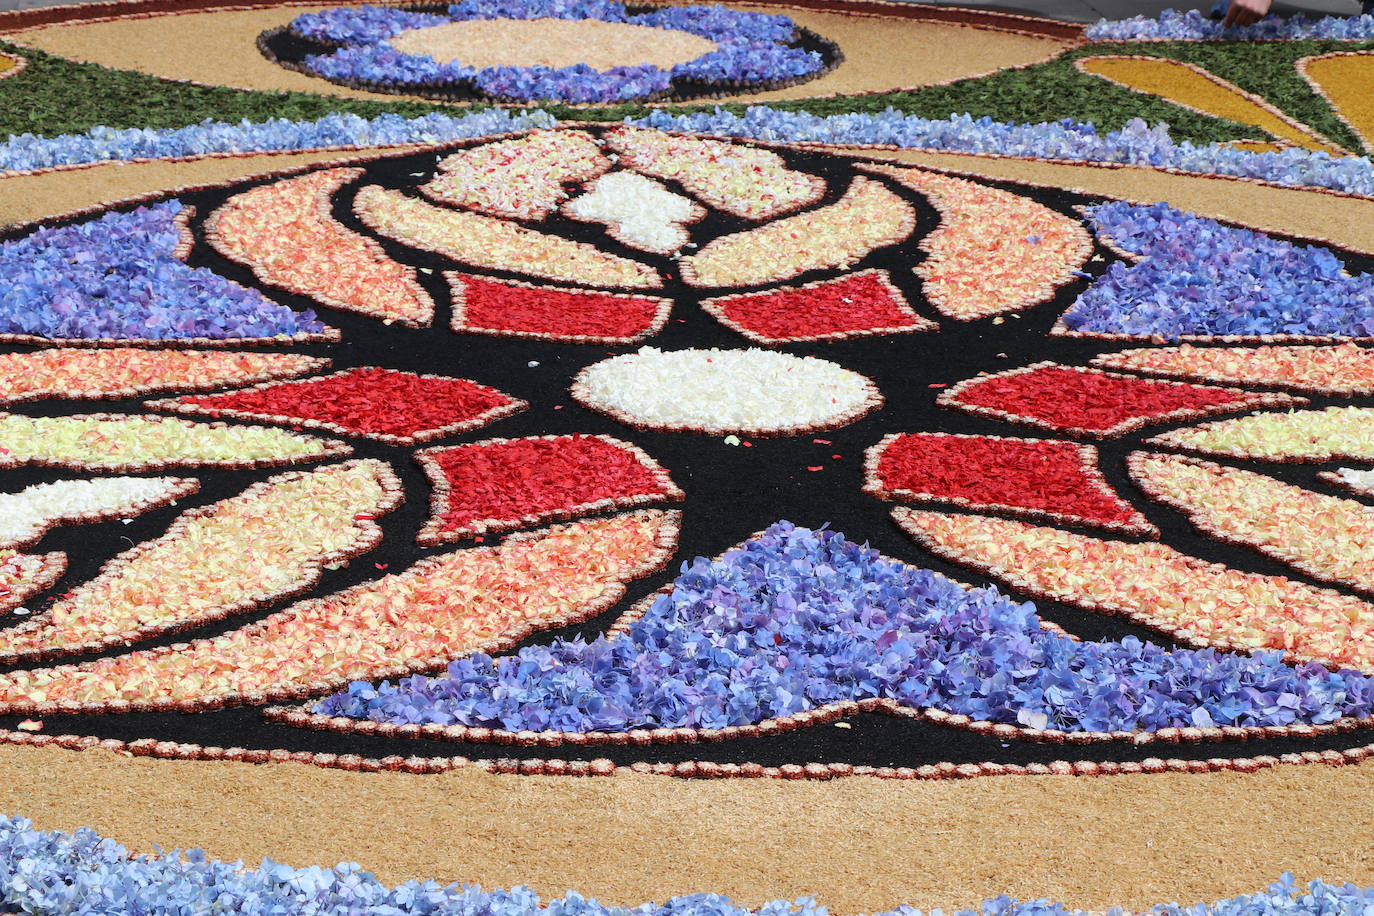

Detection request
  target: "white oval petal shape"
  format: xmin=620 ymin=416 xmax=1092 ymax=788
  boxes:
xmin=571 ymin=347 xmax=883 ymax=436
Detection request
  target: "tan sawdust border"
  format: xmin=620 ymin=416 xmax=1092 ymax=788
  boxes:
xmin=0 ymin=0 xmax=1080 ymax=108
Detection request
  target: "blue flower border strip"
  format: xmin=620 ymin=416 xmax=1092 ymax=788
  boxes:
xmin=4 ymin=107 xmax=1374 ymax=198
xmin=0 ymin=815 xmax=1369 ymax=916
xmin=1086 ymin=9 xmax=1374 ymax=41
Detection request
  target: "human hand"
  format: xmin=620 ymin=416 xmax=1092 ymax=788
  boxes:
xmin=1223 ymin=0 xmax=1271 ymax=26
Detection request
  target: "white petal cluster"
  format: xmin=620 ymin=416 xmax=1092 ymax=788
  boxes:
xmin=0 ymin=477 xmax=191 ymax=548
xmin=574 ymin=346 xmax=879 ymax=435
xmin=1334 ymin=467 xmax=1374 ymax=495
xmin=564 ymin=172 xmax=697 ymax=255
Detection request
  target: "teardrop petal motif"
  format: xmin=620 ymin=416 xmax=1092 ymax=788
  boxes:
xmin=206 ymin=168 xmax=435 ymax=327
xmin=0 ymin=511 xmax=679 ymax=714
xmin=0 ymin=413 xmax=350 ymax=471
xmin=1144 ymin=406 xmax=1374 ymax=463
xmin=1298 ymin=52 xmax=1374 ymax=155
xmin=604 ymin=127 xmax=825 ymax=221
xmin=1076 ymin=56 xmax=1345 ymax=155
xmin=421 ymin=130 xmax=611 ymax=221
xmin=354 ymin=186 xmax=661 ymax=290
xmin=0 ymin=350 xmax=329 ymax=406
xmin=894 ymin=508 xmax=1374 ymax=672
xmin=1091 ymin=344 xmax=1374 ymax=396
xmin=0 ymin=460 xmax=402 ymax=663
xmin=679 ymin=178 xmax=915 ymax=288
xmin=864 ymin=433 xmax=1156 ymax=536
xmin=0 ymin=551 xmax=66 ymax=615
xmin=1322 ymin=467 xmax=1374 ymax=496
xmin=415 ymin=434 xmax=683 ymax=545
xmin=859 ymin=164 xmax=1093 ymax=320
xmin=1129 ymin=453 xmax=1374 ymax=596
xmin=0 ymin=477 xmax=200 ymax=550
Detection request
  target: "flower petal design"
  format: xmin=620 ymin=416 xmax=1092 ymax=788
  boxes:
xmin=0 ymin=551 xmax=66 ymax=616
xmin=0 ymin=477 xmax=200 ymax=550
xmin=147 ymin=368 xmax=526 ymax=446
xmin=1297 ymin=52 xmax=1374 ymax=154
xmin=421 ymin=130 xmax=611 ymax=221
xmin=0 ymin=510 xmax=678 ymax=713
xmin=1129 ymin=453 xmax=1374 ymax=596
xmin=894 ymin=508 xmax=1374 ymax=672
xmin=680 ymin=177 xmax=915 ymax=287
xmin=937 ymin=362 xmax=1302 ymax=437
xmin=0 ymin=201 xmax=334 ymax=345
xmin=699 ymin=270 xmax=935 ymax=344
xmin=561 ymin=172 xmax=704 ymax=255
xmin=0 ymin=413 xmax=349 ymax=471
xmin=354 ymin=185 xmax=661 ymax=289
xmin=206 ymin=168 xmax=435 ymax=327
xmin=1076 ymin=56 xmax=1344 ymax=155
xmin=415 ymin=434 xmax=683 ymax=545
xmin=1322 ymin=467 xmax=1374 ymax=496
xmin=864 ymin=433 xmax=1156 ymax=536
xmin=604 ymin=127 xmax=825 ymax=220
xmin=0 ymin=460 xmax=401 ymax=663
xmin=310 ymin=520 xmax=1374 ymax=736
xmin=571 ymin=347 xmax=883 ymax=436
xmin=1091 ymin=343 xmax=1374 ymax=395
xmin=448 ymin=272 xmax=671 ymax=344
xmin=859 ymin=164 xmax=1093 ymax=320
xmin=1144 ymin=406 xmax=1374 ymax=462
xmin=1056 ymin=202 xmax=1374 ymax=341
xmin=0 ymin=349 xmax=329 ymax=406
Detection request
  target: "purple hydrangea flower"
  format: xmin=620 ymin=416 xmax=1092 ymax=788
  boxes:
xmin=1086 ymin=8 xmax=1374 ymax=41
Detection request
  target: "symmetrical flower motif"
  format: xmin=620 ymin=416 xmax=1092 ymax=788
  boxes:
xmin=4 ymin=126 xmax=1374 ymax=775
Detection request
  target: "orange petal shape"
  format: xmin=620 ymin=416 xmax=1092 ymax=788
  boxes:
xmin=1129 ymin=452 xmax=1374 ymax=596
xmin=0 ymin=349 xmax=329 ymax=406
xmin=207 ymin=168 xmax=436 ymax=326
xmin=604 ymin=126 xmax=825 ymax=221
xmin=680 ymin=177 xmax=915 ymax=288
xmin=860 ymin=164 xmax=1093 ymax=320
xmin=421 ymin=130 xmax=610 ymax=221
xmin=1299 ymin=52 xmax=1374 ymax=155
xmin=0 ymin=510 xmax=679 ymax=714
xmin=1076 ymin=56 xmax=1345 ymax=155
xmin=0 ymin=550 xmax=66 ymax=615
xmin=354 ymin=185 xmax=660 ymax=290
xmin=1091 ymin=343 xmax=1374 ymax=396
xmin=0 ymin=460 xmax=402 ymax=663
xmin=894 ymin=507 xmax=1374 ymax=672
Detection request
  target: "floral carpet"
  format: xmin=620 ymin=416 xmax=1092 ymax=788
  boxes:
xmin=2 ymin=1 xmax=1374 ymax=913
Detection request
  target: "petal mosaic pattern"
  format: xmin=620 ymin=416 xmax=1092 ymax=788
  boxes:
xmin=603 ymin=127 xmax=825 ymax=220
xmin=680 ymin=177 xmax=915 ymax=287
xmin=0 ymin=511 xmax=678 ymax=713
xmin=1144 ymin=406 xmax=1374 ymax=463
xmin=894 ymin=508 xmax=1374 ymax=672
xmin=700 ymin=271 xmax=936 ymax=344
xmin=860 ymin=164 xmax=1093 ymax=320
xmin=354 ymin=185 xmax=661 ymax=289
xmin=0 ymin=550 xmax=67 ymax=615
xmin=421 ymin=130 xmax=611 ymax=221
xmin=0 ymin=477 xmax=199 ymax=550
xmin=572 ymin=348 xmax=884 ymax=436
xmin=562 ymin=172 xmax=704 ymax=256
xmin=415 ymin=434 xmax=683 ymax=544
xmin=936 ymin=362 xmax=1301 ymax=437
xmin=0 ymin=350 xmax=328 ymax=405
xmin=864 ymin=433 xmax=1155 ymax=536
xmin=148 ymin=368 xmax=527 ymax=446
xmin=1090 ymin=344 xmax=1374 ymax=396
xmin=448 ymin=272 xmax=671 ymax=344
xmin=1128 ymin=453 xmax=1374 ymax=596
xmin=0 ymin=460 xmax=401 ymax=663
xmin=1323 ymin=467 xmax=1374 ymax=496
xmin=0 ymin=413 xmax=349 ymax=471
xmin=206 ymin=168 xmax=436 ymax=327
